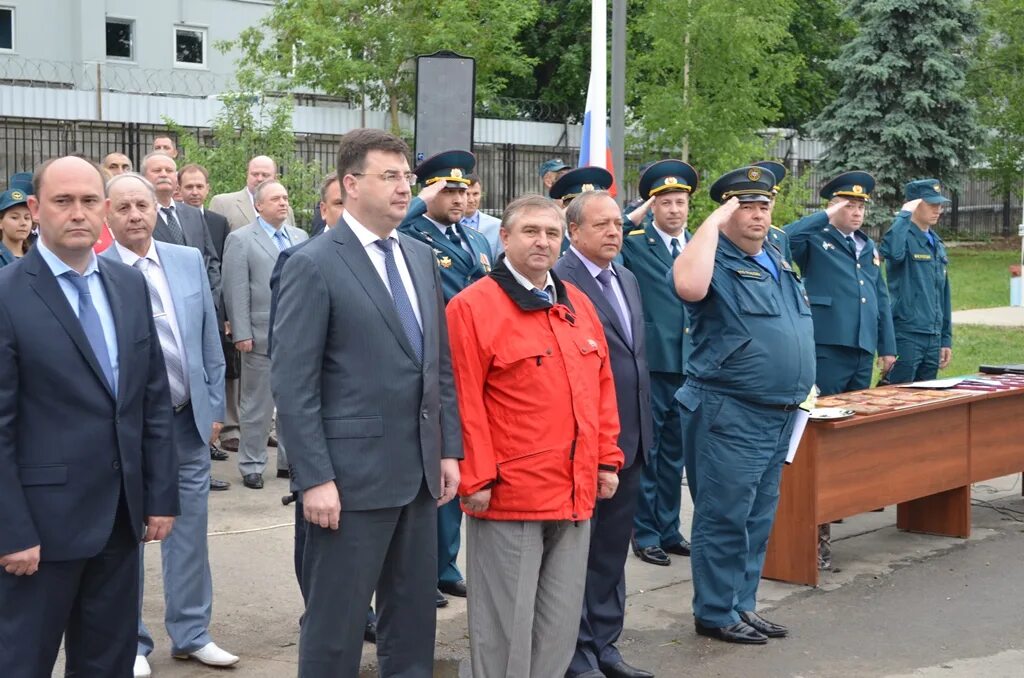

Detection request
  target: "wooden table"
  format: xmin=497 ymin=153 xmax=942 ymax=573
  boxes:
xmin=762 ymin=384 xmax=1024 ymax=586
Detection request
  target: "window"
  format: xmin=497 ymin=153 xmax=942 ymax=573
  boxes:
xmin=174 ymin=26 xmax=206 ymax=67
xmin=105 ymin=19 xmax=133 ymax=60
xmin=0 ymin=8 xmax=13 ymax=51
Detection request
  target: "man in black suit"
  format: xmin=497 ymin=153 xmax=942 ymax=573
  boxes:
xmin=554 ymin=190 xmax=655 ymax=678
xmin=179 ymin=164 xmax=229 ymax=260
xmin=0 ymin=156 xmax=179 ymax=677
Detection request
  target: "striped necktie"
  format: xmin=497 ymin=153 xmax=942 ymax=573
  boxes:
xmin=135 ymin=258 xmax=188 ymax=406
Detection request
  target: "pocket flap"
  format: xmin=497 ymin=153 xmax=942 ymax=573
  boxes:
xmin=323 ymin=416 xmax=384 ymax=439
xmin=674 ymin=385 xmax=702 ymax=413
xmin=808 ymin=295 xmax=832 ymax=307
xmin=19 ymin=464 xmax=68 ymax=487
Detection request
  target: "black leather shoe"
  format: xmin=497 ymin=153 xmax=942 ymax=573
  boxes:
xmin=210 ymin=445 xmax=229 ymax=461
xmin=277 ymin=469 xmax=290 ymax=479
xmin=363 ymin=620 xmax=377 ymax=644
xmin=242 ymin=473 xmax=264 ymax=490
xmin=739 ymin=611 xmax=788 ymax=638
xmin=267 ymin=434 xmax=279 ymax=447
xmin=600 ymin=660 xmax=655 ymax=678
xmin=662 ymin=538 xmax=691 ymax=557
xmin=436 ymin=589 xmax=449 ymax=608
xmin=210 ymin=478 xmax=231 ymax=491
xmin=438 ymin=579 xmax=467 ymax=597
xmin=632 ymin=545 xmax=670 ymax=566
xmin=695 ymin=620 xmax=767 ymax=644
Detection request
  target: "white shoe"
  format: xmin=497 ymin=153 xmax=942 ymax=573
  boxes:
xmin=134 ymin=655 xmax=152 ymax=678
xmin=174 ymin=641 xmax=240 ymax=667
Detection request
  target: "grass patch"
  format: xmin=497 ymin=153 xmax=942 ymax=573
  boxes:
xmin=947 ymin=248 xmax=1021 ymax=310
xmin=941 ymin=325 xmax=1024 ymax=376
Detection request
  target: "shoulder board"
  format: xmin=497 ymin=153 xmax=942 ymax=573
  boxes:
xmin=627 ymin=229 xmax=645 ymax=236
xmin=770 ymin=225 xmax=785 ymax=233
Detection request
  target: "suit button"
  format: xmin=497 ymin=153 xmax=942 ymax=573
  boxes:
xmin=422 ymin=410 xmax=428 ymax=419
xmin=856 ymin=263 xmax=861 ymax=269
xmin=861 ymin=297 xmax=867 ymax=303
xmin=112 ymin=460 xmax=121 ymax=470
xmin=859 ymin=280 xmax=864 ymax=285
xmin=572 ymin=513 xmax=578 ymax=519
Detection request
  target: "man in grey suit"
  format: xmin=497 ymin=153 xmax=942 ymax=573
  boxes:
xmin=208 ymin=155 xmax=296 ymax=231
xmin=554 ymin=191 xmax=656 ymax=678
xmin=223 ymin=180 xmax=307 ymax=489
xmin=271 ymin=128 xmax=463 ymax=678
xmin=99 ymin=174 xmax=238 ymax=676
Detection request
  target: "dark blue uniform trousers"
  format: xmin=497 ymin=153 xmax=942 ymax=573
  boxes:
xmin=633 ymin=372 xmax=686 ymax=549
xmin=570 ymin=458 xmax=644 ymax=675
xmin=678 ymin=386 xmax=796 ymax=627
xmin=437 ymin=499 xmax=464 ymax=585
xmin=815 ymin=344 xmax=874 ymax=395
xmin=887 ymin=332 xmax=941 ymax=384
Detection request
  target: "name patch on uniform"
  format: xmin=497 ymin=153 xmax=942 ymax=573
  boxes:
xmin=913 ymin=253 xmax=933 ymax=261
xmin=735 ymin=269 xmax=765 ymax=279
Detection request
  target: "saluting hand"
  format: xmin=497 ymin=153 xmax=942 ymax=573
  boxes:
xmin=901 ymin=198 xmax=923 ymax=214
xmin=418 ymin=179 xmax=448 ymax=206
xmin=824 ymin=199 xmax=850 ymax=218
xmin=597 ymin=471 xmax=619 ymax=500
xmin=304 ymin=480 xmax=342 ymax=530
xmin=438 ymin=458 xmax=461 ymax=507
xmin=0 ymin=545 xmax=40 ymax=576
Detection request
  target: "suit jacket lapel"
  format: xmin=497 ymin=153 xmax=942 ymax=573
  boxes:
xmin=253 ymin=224 xmax=280 ymax=261
xmin=401 ymin=235 xmax=434 ymax=366
xmin=565 ymin=250 xmax=631 ymax=346
xmin=97 ymin=259 xmax=131 ymax=402
xmin=333 ymin=221 xmax=419 ymax=364
xmin=646 ymin=224 xmax=674 ymax=268
xmin=235 ymin=192 xmax=255 ymax=225
xmin=424 ymin=220 xmax=473 ymax=269
xmin=25 ymin=250 xmax=115 ymax=400
xmin=614 ymin=261 xmax=644 ymax=347
xmin=155 ymin=243 xmax=190 ymax=339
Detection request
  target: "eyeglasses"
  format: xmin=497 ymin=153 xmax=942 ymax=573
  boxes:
xmin=350 ymin=171 xmax=417 ymax=186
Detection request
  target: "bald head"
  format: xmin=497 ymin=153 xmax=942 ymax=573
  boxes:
xmin=28 ymin=156 xmax=108 ymax=269
xmin=246 ymin=156 xmax=278 ymax=193
xmin=106 ymin=172 xmax=159 ymax=255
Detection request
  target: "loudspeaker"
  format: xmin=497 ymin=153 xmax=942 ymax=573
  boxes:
xmin=414 ymin=51 xmax=476 ymax=164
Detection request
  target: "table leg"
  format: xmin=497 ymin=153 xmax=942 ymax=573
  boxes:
xmin=896 ymin=485 xmax=971 ymax=538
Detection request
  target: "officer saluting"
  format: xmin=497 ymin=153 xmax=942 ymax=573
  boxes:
xmin=398 ymin=149 xmax=492 ymax=607
xmin=550 ymin=166 xmax=614 ymax=256
xmin=621 ymin=160 xmax=698 ymax=567
xmin=880 ymin=179 xmax=953 ymax=383
xmin=672 ymin=166 xmax=815 ymax=645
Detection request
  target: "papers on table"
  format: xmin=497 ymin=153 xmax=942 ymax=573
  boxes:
xmin=894 ymin=378 xmax=964 ymax=389
xmin=785 ymin=409 xmax=809 ymax=465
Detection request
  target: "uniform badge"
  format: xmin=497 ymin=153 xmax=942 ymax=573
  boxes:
xmin=822 ymin=241 xmax=835 ymax=251
xmin=852 ymin=184 xmax=863 ymax=194
xmin=735 ymin=269 xmax=764 ymax=279
xmin=479 ymin=252 xmax=490 ymax=272
xmin=933 ymin=184 xmax=941 ymax=192
xmin=665 ymin=176 xmax=678 ymax=185
xmin=780 ymin=259 xmax=792 ymax=271
xmin=747 ymin=167 xmax=762 ymax=181
xmin=913 ymin=253 xmax=933 ymax=261
xmin=451 ymin=168 xmax=463 ymax=179
xmin=582 ymin=183 xmax=595 ymax=193
xmin=438 ymin=256 xmax=453 ymax=268
xmin=648 ymin=237 xmax=656 ymax=244
xmin=10 ymin=190 xmax=23 ymax=200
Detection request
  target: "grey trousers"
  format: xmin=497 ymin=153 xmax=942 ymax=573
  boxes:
xmin=219 ymin=376 xmax=240 ymax=442
xmin=238 ymin=351 xmax=287 ymax=476
xmin=466 ymin=517 xmax=591 ymax=678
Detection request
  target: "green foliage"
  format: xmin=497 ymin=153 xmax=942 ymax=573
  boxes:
xmin=810 ymin=0 xmax=982 ymax=225
xmin=164 ymin=72 xmax=320 ymax=229
xmin=968 ymin=0 xmax=1024 ymax=197
xmin=223 ymin=0 xmax=540 ymax=133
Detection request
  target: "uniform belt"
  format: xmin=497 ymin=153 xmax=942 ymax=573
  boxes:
xmin=760 ymin=402 xmax=802 ymax=412
xmin=173 ymin=400 xmax=191 ymax=414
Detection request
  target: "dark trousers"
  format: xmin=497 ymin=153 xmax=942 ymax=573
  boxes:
xmin=0 ymin=497 xmax=139 ymax=678
xmin=633 ymin=372 xmax=686 ymax=549
xmin=570 ymin=458 xmax=644 ymax=676
xmin=437 ymin=498 xmax=464 ymax=585
xmin=887 ymin=332 xmax=941 ymax=384
xmin=299 ymin=483 xmax=437 ymax=678
xmin=815 ymin=344 xmax=874 ymax=396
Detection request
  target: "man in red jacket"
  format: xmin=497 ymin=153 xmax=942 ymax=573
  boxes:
xmin=447 ymin=194 xmax=624 ymax=678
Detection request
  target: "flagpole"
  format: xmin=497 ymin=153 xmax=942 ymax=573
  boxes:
xmin=611 ymin=0 xmax=626 ymax=206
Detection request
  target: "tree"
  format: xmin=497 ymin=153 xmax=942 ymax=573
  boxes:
xmin=225 ymin=0 xmax=540 ymax=133
xmin=627 ymin=0 xmax=800 ymax=225
xmin=968 ymin=0 xmax=1024 ymax=197
xmin=164 ymin=70 xmax=321 ymax=229
xmin=810 ymin=0 xmax=981 ymax=222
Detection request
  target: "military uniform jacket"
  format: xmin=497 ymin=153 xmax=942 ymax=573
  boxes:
xmin=684 ymin=235 xmax=816 ymax=405
xmin=784 ymin=212 xmax=896 ymax=356
xmin=621 ymin=222 xmax=690 ymax=374
xmin=879 ymin=212 xmax=953 ymax=346
xmin=767 ymin=226 xmax=792 ymax=264
xmin=399 ymin=214 xmax=493 ymax=303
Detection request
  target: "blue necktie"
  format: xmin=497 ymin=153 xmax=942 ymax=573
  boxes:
xmin=596 ymin=269 xmax=632 ymax=346
xmin=670 ymin=237 xmax=681 ymax=259
xmin=63 ymin=272 xmax=116 ymax=393
xmin=446 ymin=225 xmax=463 ymax=248
xmin=375 ymin=239 xmax=423 ymax=363
xmin=531 ymin=287 xmax=551 ymax=304
xmin=273 ymin=230 xmax=288 ymax=252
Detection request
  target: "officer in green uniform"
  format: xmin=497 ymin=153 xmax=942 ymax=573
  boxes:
xmin=784 ymin=171 xmax=897 ymax=569
xmin=754 ymin=161 xmax=792 ymax=264
xmin=621 ymin=160 xmax=697 ymax=566
xmin=398 ymin=149 xmax=493 ymax=606
xmin=672 ymin=165 xmax=815 ymax=645
xmin=550 ymin=166 xmax=614 ymax=256
xmin=880 ymin=179 xmax=953 ymax=383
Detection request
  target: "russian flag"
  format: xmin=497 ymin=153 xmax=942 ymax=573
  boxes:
xmin=579 ymin=0 xmax=616 ymax=196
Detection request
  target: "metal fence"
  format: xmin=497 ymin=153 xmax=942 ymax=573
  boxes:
xmin=1 ymin=115 xmax=1019 ymax=238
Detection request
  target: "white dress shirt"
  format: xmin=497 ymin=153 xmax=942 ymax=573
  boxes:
xmin=504 ymin=258 xmax=556 ymax=303
xmin=652 ymin=221 xmax=686 ymax=255
xmin=343 ymin=210 xmax=423 ymax=330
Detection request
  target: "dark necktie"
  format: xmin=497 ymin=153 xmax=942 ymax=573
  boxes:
xmin=446 ymin=225 xmax=463 ymax=248
xmin=530 ymin=287 xmax=551 ymax=304
xmin=63 ymin=271 xmax=116 ymax=394
xmin=160 ymin=206 xmax=186 ymax=246
xmin=374 ymin=239 xmax=423 ymax=363
xmin=845 ymin=235 xmax=856 ymax=254
xmin=596 ymin=268 xmax=633 ymax=346
xmin=670 ymin=237 xmax=681 ymax=259
xmin=134 ymin=259 xmax=188 ymax=406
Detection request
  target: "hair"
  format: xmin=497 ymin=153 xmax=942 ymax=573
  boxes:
xmin=335 ymin=129 xmax=410 ymax=198
xmin=253 ymin=179 xmax=285 ymax=204
xmin=178 ymin=163 xmax=209 ymax=183
xmin=106 ymin=172 xmax=158 ymax=203
xmin=564 ymin=190 xmax=613 ymax=230
xmin=140 ymin=151 xmax=176 ymax=174
xmin=466 ymin=172 xmax=481 ymax=187
xmin=500 ymin=194 xmax=563 ymax=233
xmin=153 ymin=134 xmax=176 ymax=147
xmin=33 ymin=156 xmax=106 ymax=197
xmin=320 ymin=171 xmax=340 ymax=202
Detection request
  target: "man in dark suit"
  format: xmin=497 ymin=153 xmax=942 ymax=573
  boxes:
xmin=555 ymin=191 xmax=655 ymax=678
xmin=0 ymin=156 xmax=179 ymax=677
xmin=271 ymin=129 xmax=463 ymax=678
xmin=178 ymin=164 xmax=229 ymax=260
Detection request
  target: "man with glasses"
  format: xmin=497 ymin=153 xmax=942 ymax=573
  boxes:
xmin=880 ymin=179 xmax=953 ymax=384
xmin=399 ymin=150 xmax=492 ymax=607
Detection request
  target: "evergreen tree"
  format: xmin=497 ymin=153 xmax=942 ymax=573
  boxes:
xmin=810 ymin=0 xmax=981 ymax=222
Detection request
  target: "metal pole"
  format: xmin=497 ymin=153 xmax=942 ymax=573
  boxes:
xmin=611 ymin=0 xmax=626 ymax=206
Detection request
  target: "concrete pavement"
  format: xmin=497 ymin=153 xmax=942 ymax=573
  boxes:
xmin=951 ymin=305 xmax=1024 ymax=327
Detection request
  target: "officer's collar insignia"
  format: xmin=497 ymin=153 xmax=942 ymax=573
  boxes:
xmin=747 ymin=167 xmax=762 ymax=182
xmin=439 ymin=255 xmax=453 ymax=268
xmin=822 ymin=241 xmax=836 ymax=251
xmin=451 ymin=168 xmax=463 ymax=179
xmin=735 ymin=269 xmax=764 ymax=279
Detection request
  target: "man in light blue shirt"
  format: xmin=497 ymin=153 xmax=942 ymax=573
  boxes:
xmin=461 ymin=173 xmax=503 ymax=256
